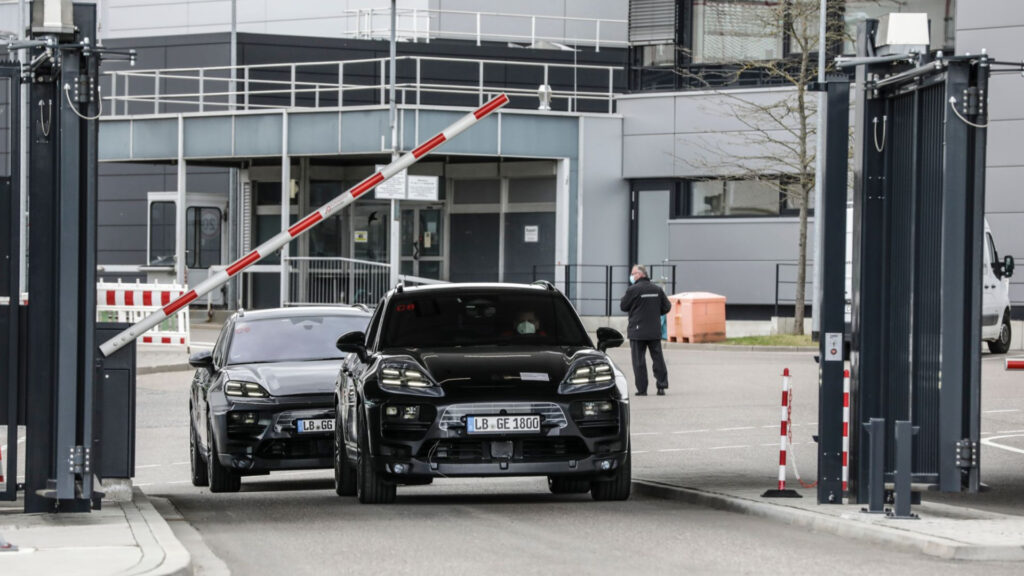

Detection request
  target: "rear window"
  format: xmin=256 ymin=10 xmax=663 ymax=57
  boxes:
xmin=227 ymin=314 xmax=369 ymax=365
xmin=380 ymin=291 xmax=591 ymax=349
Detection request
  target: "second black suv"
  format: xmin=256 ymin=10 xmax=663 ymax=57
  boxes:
xmin=333 ymin=282 xmax=630 ymax=503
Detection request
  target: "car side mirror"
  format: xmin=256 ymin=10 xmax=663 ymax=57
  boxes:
xmin=1004 ymin=255 xmax=1015 ymax=279
xmin=336 ymin=330 xmax=368 ymax=362
xmin=596 ymin=327 xmax=624 ymax=352
xmin=188 ymin=349 xmax=214 ymax=369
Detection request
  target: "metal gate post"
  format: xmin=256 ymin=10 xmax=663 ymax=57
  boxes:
xmin=889 ymin=420 xmax=919 ymax=519
xmin=814 ymin=76 xmax=850 ymax=504
xmin=861 ymin=417 xmax=885 ymax=514
xmin=1 ymin=63 xmax=22 ymax=502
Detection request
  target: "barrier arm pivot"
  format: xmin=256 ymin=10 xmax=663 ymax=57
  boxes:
xmin=99 ymin=93 xmax=510 ymax=357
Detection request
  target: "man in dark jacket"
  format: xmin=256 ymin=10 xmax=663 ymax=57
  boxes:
xmin=620 ymin=264 xmax=672 ymax=396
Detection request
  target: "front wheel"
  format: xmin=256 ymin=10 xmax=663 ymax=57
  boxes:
xmin=356 ymin=414 xmax=396 ymax=504
xmin=334 ymin=411 xmax=356 ymax=497
xmin=591 ymin=450 xmax=631 ymax=501
xmin=190 ymin=413 xmax=208 ymax=487
xmin=988 ymin=312 xmax=1012 ymax=354
xmin=207 ymin=419 xmax=241 ymax=493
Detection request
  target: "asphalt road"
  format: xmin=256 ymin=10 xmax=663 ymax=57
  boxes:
xmin=130 ymin=345 xmax=1024 ymax=574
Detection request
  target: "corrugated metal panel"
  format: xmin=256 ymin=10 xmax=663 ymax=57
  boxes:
xmin=629 ymin=0 xmax=677 ymax=45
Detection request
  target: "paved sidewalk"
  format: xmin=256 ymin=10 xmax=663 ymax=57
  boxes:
xmin=0 ymin=488 xmax=190 ymax=576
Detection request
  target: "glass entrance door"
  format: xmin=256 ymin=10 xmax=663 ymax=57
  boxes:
xmin=400 ymin=205 xmax=444 ymax=280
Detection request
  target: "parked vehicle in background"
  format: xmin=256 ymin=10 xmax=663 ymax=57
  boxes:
xmin=333 ymin=282 xmax=631 ymax=504
xmin=188 ymin=306 xmax=372 ymax=492
xmin=983 ymin=220 xmax=1015 ymax=353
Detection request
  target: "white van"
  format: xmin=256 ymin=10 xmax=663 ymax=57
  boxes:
xmin=843 ymin=215 xmax=1014 ymax=353
xmin=983 ymin=219 xmax=1014 ymax=353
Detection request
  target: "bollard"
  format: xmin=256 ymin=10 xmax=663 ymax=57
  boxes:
xmin=888 ymin=420 xmax=920 ymax=519
xmin=861 ymin=417 xmax=885 ymax=514
xmin=762 ymin=368 xmax=801 ymax=498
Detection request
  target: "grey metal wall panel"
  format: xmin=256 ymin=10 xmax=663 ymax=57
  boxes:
xmin=673 ymin=131 xmax=797 ymax=177
xmin=418 ymin=111 xmax=499 ymax=156
xmin=98 ymin=200 xmax=147 ymax=227
xmin=98 ymin=225 xmax=148 ymax=265
xmin=99 ymin=121 xmax=132 ymax=161
xmin=290 ymin=112 xmax=341 ymax=155
xmin=340 ymin=110 xmax=388 ymax=154
xmin=184 ymin=116 xmax=233 ymax=158
xmin=234 ymin=114 xmax=283 ymax=157
xmin=985 ymin=119 xmax=1024 ymax=168
xmin=957 ymin=0 xmax=1023 ymax=30
xmin=621 ymin=134 xmax=675 ymax=178
xmin=501 ymin=115 xmax=577 ymax=158
xmin=131 ymin=118 xmax=178 ymax=159
xmin=619 ymin=96 xmax=674 ymax=136
xmin=579 ymin=117 xmax=628 ymax=313
xmin=673 ymin=89 xmax=805 ymax=134
xmin=985 ymin=167 xmax=1024 ymax=212
xmin=983 ymin=76 xmax=1024 ymax=122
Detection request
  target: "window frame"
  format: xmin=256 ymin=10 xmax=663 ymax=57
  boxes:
xmin=185 ymin=206 xmax=223 ymax=269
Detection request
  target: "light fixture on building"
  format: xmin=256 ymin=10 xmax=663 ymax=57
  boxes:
xmin=537 ymin=84 xmax=552 ymax=111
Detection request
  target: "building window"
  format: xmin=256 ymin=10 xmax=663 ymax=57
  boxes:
xmin=642 ymin=43 xmax=677 ymax=67
xmin=186 ymin=207 xmax=222 ymax=269
xmin=689 ymin=179 xmax=781 ymax=216
xmin=692 ymin=0 xmax=784 ymax=63
xmin=149 ymin=201 xmax=176 ymax=265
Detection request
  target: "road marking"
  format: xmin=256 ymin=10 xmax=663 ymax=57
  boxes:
xmin=981 ymin=434 xmax=1024 ymax=455
xmin=672 ymin=429 xmax=709 ymax=435
xmin=717 ymin=426 xmax=754 ymax=432
xmin=633 ymin=450 xmax=649 ymax=455
xmin=760 ymin=443 xmax=778 ymax=447
xmin=996 ymin=430 xmax=1024 ymax=434
xmin=136 ymin=461 xmax=189 ymax=469
xmin=191 ymin=341 xmax=216 ymax=348
xmin=657 ymin=448 xmax=698 ymax=453
xmin=984 ymin=409 xmax=1020 ymax=414
xmin=709 ymin=445 xmax=749 ymax=450
xmin=761 ymin=425 xmax=778 ymax=429
xmin=631 ymin=432 xmax=661 ymax=436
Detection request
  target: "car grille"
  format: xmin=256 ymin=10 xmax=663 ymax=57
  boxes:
xmin=418 ymin=437 xmax=589 ymax=463
xmin=256 ymin=438 xmax=332 ymax=459
xmin=438 ymin=402 xmax=568 ymax=431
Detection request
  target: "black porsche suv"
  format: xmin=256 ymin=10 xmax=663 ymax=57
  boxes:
xmin=333 ymin=282 xmax=630 ymax=504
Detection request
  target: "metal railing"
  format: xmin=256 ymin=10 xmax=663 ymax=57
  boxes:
xmin=104 ymin=56 xmax=622 ymax=116
xmin=773 ymin=262 xmax=813 ymax=319
xmin=285 ymin=256 xmax=391 ymax=306
xmin=533 ymin=264 xmax=677 ymax=316
xmin=338 ymin=7 xmax=627 ymax=51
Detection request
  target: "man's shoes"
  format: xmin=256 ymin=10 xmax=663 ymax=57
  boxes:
xmin=635 ymin=391 xmax=648 ymax=396
xmin=656 ymin=389 xmax=666 ymax=396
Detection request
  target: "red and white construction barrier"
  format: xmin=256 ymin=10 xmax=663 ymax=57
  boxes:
xmin=842 ymin=368 xmax=851 ymax=493
xmin=97 ymin=280 xmax=190 ymax=346
xmin=777 ymin=368 xmax=791 ymax=491
xmin=1008 ymin=358 xmax=1024 ymax=371
xmin=98 ymin=93 xmax=510 ymax=357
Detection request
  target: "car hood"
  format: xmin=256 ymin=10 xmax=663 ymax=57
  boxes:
xmin=383 ymin=346 xmax=605 ymax=393
xmin=223 ymin=359 xmax=343 ymax=397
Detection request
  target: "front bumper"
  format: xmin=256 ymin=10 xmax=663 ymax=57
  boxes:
xmin=365 ymin=397 xmax=629 ymax=482
xmin=209 ymin=393 xmax=336 ymax=473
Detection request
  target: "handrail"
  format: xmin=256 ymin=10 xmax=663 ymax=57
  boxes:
xmin=104 ymin=55 xmax=622 ymax=116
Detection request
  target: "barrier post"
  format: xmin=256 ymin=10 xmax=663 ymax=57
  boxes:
xmin=1007 ymin=358 xmax=1024 ymax=371
xmin=842 ymin=369 xmax=850 ymax=496
xmin=763 ymin=368 xmax=801 ymax=498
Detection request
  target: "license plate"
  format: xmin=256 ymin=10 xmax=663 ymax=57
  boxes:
xmin=296 ymin=418 xmax=334 ymax=433
xmin=467 ymin=415 xmax=541 ymax=434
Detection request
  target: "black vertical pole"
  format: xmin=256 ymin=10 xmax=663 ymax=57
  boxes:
xmin=2 ymin=67 xmax=20 ymax=502
xmin=816 ymin=77 xmax=850 ymax=504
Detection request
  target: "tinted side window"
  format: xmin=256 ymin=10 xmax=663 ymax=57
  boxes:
xmin=365 ymin=300 xmax=385 ymax=351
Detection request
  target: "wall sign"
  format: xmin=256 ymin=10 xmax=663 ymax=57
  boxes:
xmin=524 ymin=225 xmax=539 ymax=243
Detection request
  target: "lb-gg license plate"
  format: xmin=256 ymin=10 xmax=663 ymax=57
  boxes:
xmin=467 ymin=415 xmax=541 ymax=434
xmin=297 ymin=418 xmax=334 ymax=433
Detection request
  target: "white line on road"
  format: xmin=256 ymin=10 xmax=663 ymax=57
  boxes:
xmin=995 ymin=430 xmax=1024 ymax=434
xmin=984 ymin=409 xmax=1020 ymax=414
xmin=633 ymin=450 xmax=649 ymax=454
xmin=657 ymin=448 xmax=698 ymax=453
xmin=981 ymin=434 xmax=1024 ymax=455
xmin=135 ymin=462 xmax=189 ymax=469
xmin=191 ymin=341 xmax=216 ymax=348
xmin=672 ymin=429 xmax=710 ymax=435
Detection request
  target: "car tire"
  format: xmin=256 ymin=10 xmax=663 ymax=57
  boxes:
xmin=548 ymin=476 xmax=590 ymax=494
xmin=190 ymin=412 xmax=209 ymax=487
xmin=988 ymin=312 xmax=1012 ymax=354
xmin=207 ymin=419 xmax=241 ymax=493
xmin=591 ymin=448 xmax=631 ymax=502
xmin=334 ymin=411 xmax=356 ymax=497
xmin=356 ymin=413 xmax=396 ymax=504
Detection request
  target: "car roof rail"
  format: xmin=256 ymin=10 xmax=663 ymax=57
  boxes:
xmin=352 ymin=303 xmax=371 ymax=313
xmin=530 ymin=280 xmax=556 ymax=291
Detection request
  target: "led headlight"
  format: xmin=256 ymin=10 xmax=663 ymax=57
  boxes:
xmin=224 ymin=381 xmax=270 ymax=398
xmin=559 ymin=361 xmax=615 ymax=394
xmin=378 ymin=360 xmax=443 ymax=397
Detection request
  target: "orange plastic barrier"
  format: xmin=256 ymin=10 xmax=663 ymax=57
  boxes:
xmin=666 ymin=292 xmax=726 ymax=343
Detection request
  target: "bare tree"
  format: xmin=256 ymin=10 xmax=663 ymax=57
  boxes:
xmin=678 ymin=0 xmax=846 ymax=334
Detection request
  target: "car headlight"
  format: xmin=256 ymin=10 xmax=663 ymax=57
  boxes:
xmin=224 ymin=380 xmax=270 ymax=398
xmin=559 ymin=361 xmax=615 ymax=394
xmin=378 ymin=360 xmax=444 ymax=397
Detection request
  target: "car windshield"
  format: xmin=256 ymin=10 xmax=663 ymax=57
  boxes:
xmin=380 ymin=291 xmax=591 ymax=349
xmin=227 ymin=315 xmax=369 ymax=365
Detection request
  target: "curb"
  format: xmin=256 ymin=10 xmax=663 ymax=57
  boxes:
xmin=662 ymin=343 xmax=818 ymax=353
xmin=125 ymin=487 xmax=192 ymax=576
xmin=632 ymin=479 xmax=1024 ymax=562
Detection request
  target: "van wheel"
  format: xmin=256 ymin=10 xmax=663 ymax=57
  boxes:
xmin=988 ymin=312 xmax=1012 ymax=354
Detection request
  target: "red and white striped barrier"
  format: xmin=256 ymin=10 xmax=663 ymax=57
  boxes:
xmin=842 ymin=369 xmax=851 ymax=494
xmin=98 ymin=93 xmax=510 ymax=357
xmin=97 ymin=280 xmax=190 ymax=347
xmin=777 ymin=368 xmax=791 ymax=491
xmin=1008 ymin=358 xmax=1024 ymax=371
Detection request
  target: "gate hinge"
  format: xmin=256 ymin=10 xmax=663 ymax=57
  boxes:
xmin=68 ymin=445 xmax=92 ymax=475
xmin=954 ymin=439 xmax=978 ymax=469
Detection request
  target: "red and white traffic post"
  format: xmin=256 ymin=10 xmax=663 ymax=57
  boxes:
xmin=99 ymin=93 xmax=510 ymax=357
xmin=1007 ymin=358 xmax=1024 ymax=371
xmin=842 ymin=369 xmax=851 ymax=494
xmin=777 ymin=368 xmax=791 ymax=491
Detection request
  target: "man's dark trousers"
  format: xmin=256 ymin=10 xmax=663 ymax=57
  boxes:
xmin=630 ymin=339 xmax=668 ymax=394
